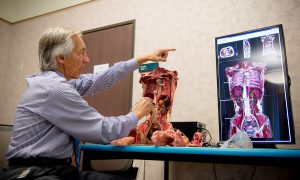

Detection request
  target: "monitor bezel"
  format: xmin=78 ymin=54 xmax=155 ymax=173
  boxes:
xmin=215 ymin=24 xmax=295 ymax=145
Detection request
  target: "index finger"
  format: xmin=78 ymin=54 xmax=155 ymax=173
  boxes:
xmin=160 ymin=48 xmax=176 ymax=52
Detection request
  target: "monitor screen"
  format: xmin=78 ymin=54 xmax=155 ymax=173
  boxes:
xmin=215 ymin=24 xmax=295 ymax=144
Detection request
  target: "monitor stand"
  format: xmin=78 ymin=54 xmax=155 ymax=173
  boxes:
xmin=253 ymin=144 xmax=277 ymax=149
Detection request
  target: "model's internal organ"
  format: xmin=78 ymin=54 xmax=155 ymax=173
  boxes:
xmin=150 ymin=129 xmax=190 ymax=147
xmin=188 ymin=131 xmax=204 ymax=147
xmin=111 ymin=68 xmax=204 ymax=146
xmin=225 ymin=62 xmax=272 ymax=138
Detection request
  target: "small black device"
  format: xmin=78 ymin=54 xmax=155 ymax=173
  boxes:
xmin=171 ymin=121 xmax=206 ymax=141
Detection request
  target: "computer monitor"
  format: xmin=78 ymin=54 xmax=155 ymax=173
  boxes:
xmin=215 ymin=24 xmax=295 ymax=146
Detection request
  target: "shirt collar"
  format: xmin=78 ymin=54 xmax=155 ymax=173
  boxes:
xmin=40 ymin=70 xmax=65 ymax=79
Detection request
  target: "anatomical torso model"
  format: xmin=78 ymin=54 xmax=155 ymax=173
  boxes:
xmin=112 ymin=68 xmax=204 ymax=146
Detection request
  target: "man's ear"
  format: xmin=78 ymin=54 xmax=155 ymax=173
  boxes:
xmin=56 ymin=55 xmax=65 ymax=64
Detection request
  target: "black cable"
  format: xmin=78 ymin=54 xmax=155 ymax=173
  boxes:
xmin=213 ymin=163 xmax=218 ymax=180
xmin=250 ymin=165 xmax=256 ymax=180
xmin=199 ymin=127 xmax=212 ymax=144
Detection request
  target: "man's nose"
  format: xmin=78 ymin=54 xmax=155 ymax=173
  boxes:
xmin=84 ymin=56 xmax=90 ymax=64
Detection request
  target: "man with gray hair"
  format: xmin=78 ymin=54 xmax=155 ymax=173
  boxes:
xmin=0 ymin=27 xmax=176 ymax=180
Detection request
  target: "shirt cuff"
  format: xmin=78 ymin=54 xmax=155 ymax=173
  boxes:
xmin=127 ymin=58 xmax=140 ymax=71
xmin=127 ymin=112 xmax=139 ymax=125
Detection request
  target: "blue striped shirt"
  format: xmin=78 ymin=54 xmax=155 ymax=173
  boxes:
xmin=6 ymin=59 xmax=139 ymax=159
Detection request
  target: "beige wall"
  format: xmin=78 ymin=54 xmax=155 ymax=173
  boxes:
xmin=0 ymin=126 xmax=12 ymax=170
xmin=0 ymin=0 xmax=299 ymax=179
xmin=0 ymin=20 xmax=11 ymax=118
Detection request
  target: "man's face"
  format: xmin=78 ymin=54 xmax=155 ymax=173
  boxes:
xmin=63 ymin=34 xmax=89 ymax=79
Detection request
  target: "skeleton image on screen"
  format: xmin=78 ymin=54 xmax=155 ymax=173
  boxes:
xmin=261 ymin=35 xmax=276 ymax=56
xmin=243 ymin=39 xmax=251 ymax=59
xmin=225 ymin=61 xmax=272 ymax=138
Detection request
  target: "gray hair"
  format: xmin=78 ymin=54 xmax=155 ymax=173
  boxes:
xmin=38 ymin=27 xmax=82 ymax=71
